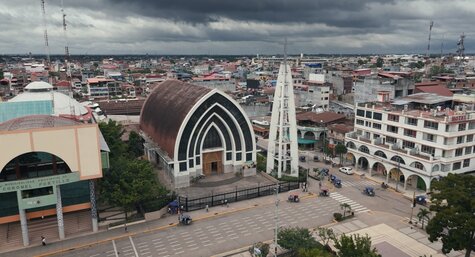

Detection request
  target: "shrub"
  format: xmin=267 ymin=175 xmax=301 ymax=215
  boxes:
xmin=333 ymin=212 xmax=343 ymax=221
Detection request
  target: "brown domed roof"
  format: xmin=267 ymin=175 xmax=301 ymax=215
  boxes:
xmin=140 ymin=80 xmax=212 ymax=158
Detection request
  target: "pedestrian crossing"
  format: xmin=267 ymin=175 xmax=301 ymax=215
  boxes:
xmin=341 ymin=180 xmax=378 ymax=188
xmin=329 ymin=192 xmax=370 ymax=214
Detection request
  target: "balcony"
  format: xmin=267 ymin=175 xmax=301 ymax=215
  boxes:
xmin=346 ymin=132 xmax=358 ymax=139
xmin=358 ymin=136 xmax=371 ymax=143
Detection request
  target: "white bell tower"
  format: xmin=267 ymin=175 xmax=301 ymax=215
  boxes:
xmin=266 ymin=43 xmax=299 ymax=178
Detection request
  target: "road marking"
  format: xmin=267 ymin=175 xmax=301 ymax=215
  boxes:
xmin=190 ymin=246 xmax=200 ymax=251
xmin=129 ymin=236 xmax=139 ymax=257
xmin=230 ymin=236 xmax=239 ymax=240
xmin=152 ymin=238 xmax=162 ymax=243
xmin=188 ymin=243 xmax=197 ymax=247
xmin=112 ymin=240 xmax=119 ymax=257
xmin=90 ymin=254 xmax=100 ymax=257
xmin=138 ymin=244 xmax=149 ymax=249
xmin=204 ymin=243 xmax=213 ymax=247
xmin=175 ymin=250 xmax=185 ymax=255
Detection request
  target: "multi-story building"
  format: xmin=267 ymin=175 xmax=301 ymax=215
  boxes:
xmin=86 ymin=77 xmax=120 ymax=100
xmin=345 ymin=92 xmax=475 ymax=191
xmin=354 ymin=73 xmax=415 ymax=104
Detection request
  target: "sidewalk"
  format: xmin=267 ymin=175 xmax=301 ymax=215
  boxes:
xmin=0 ymin=184 xmax=313 ymax=257
xmin=298 ymin=150 xmax=427 ymax=200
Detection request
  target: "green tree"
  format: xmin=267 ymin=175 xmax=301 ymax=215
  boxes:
xmin=277 ymin=227 xmax=320 ymax=252
xmin=127 ymin=131 xmax=144 ymax=158
xmin=426 ymin=174 xmax=475 ymax=257
xmin=417 ymin=208 xmax=431 ymax=229
xmin=256 ymin=153 xmax=266 ymax=172
xmin=99 ymin=120 xmax=128 ymax=159
xmin=335 ymin=144 xmax=347 ymax=165
xmin=334 ymin=234 xmax=381 ymax=257
xmin=99 ymin=157 xmax=166 ymax=216
xmin=340 ymin=203 xmax=352 ymax=218
xmin=317 ymin=227 xmax=335 ymax=247
xmin=323 ymin=144 xmax=333 ymax=157
xmin=297 ymin=247 xmax=333 ymax=257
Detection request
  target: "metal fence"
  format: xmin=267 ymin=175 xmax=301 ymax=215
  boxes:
xmin=178 ymin=181 xmax=300 ymax=212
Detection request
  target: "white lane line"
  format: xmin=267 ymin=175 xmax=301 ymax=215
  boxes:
xmin=138 ymin=244 xmax=149 ymax=249
xmin=136 ymin=241 xmax=148 ymax=246
xmin=204 ymin=243 xmax=213 ymax=247
xmin=175 ymin=250 xmax=185 ymax=255
xmin=190 ymin=246 xmax=200 ymax=251
xmin=112 ymin=240 xmax=119 ymax=257
xmin=129 ymin=236 xmax=139 ymax=257
xmin=230 ymin=236 xmax=239 ymax=240
xmin=90 ymin=254 xmax=100 ymax=257
xmin=152 ymin=238 xmax=162 ymax=243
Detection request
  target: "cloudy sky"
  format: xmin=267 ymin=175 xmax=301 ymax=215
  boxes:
xmin=0 ymin=0 xmax=473 ymax=55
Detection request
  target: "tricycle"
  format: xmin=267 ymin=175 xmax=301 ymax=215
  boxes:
xmin=363 ymin=186 xmax=375 ymax=197
xmin=319 ymin=188 xmax=330 ymax=197
xmin=178 ymin=213 xmax=192 ymax=225
xmin=333 ymin=179 xmax=342 ymax=188
xmin=287 ymin=194 xmax=300 ymax=203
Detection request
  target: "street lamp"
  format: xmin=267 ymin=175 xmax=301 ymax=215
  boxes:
xmin=273 ymin=183 xmax=279 ymax=257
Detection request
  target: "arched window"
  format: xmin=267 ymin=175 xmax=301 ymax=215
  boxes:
xmin=346 ymin=142 xmax=356 ymax=149
xmin=374 ymin=150 xmax=387 ymax=159
xmin=359 ymin=145 xmax=370 ymax=154
xmin=391 ymin=155 xmax=406 ymax=165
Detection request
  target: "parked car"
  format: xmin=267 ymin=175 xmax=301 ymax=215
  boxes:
xmin=339 ymin=167 xmax=354 ymax=175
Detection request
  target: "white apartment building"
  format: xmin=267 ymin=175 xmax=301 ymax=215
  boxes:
xmin=345 ymin=92 xmax=475 ymax=191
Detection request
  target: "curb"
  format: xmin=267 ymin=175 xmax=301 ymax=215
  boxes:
xmin=34 ymin=192 xmax=316 ymax=257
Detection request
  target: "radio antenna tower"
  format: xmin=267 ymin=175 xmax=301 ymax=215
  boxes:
xmin=426 ymin=21 xmax=434 ymax=58
xmin=40 ymin=0 xmax=51 ymax=64
xmin=266 ymin=38 xmax=299 ymax=178
xmin=61 ymin=0 xmax=70 ymax=58
xmin=456 ymin=33 xmax=465 ymax=59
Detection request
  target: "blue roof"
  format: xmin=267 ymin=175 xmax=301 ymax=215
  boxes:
xmin=0 ymin=100 xmax=53 ymax=123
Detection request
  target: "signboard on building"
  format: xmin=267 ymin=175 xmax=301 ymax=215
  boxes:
xmin=0 ymin=172 xmax=80 ymax=193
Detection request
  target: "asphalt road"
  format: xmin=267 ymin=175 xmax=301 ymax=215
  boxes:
xmin=51 ymin=168 xmax=420 ymax=257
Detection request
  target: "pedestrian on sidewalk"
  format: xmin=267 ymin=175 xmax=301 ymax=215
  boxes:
xmin=205 ymin=204 xmax=209 ymax=212
xmin=41 ymin=236 xmax=46 ymax=246
xmin=225 ymin=199 xmax=229 ymax=208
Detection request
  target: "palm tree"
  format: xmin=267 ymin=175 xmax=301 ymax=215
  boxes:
xmin=340 ymin=203 xmax=352 ymax=218
xmin=417 ymin=208 xmax=431 ymax=229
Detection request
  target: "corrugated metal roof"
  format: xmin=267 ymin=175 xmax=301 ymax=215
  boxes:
xmin=140 ymin=80 xmax=212 ymax=158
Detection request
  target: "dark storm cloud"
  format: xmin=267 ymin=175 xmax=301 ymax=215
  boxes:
xmin=0 ymin=0 xmax=473 ymax=54
xmin=103 ymin=0 xmax=395 ymax=28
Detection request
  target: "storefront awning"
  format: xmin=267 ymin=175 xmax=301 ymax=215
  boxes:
xmin=298 ymin=138 xmax=317 ymax=144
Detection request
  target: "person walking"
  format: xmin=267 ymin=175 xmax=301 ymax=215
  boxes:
xmin=41 ymin=236 xmax=46 ymax=246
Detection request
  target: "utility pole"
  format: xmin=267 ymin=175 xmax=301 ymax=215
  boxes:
xmin=426 ymin=21 xmax=434 ymax=58
xmin=40 ymin=0 xmax=50 ymax=65
xmin=274 ymin=183 xmax=279 ymax=257
xmin=395 ymin=160 xmax=400 ymax=192
xmin=409 ymin=191 xmax=416 ymax=224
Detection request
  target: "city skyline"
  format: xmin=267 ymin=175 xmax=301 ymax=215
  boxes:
xmin=0 ymin=0 xmax=474 ymax=55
